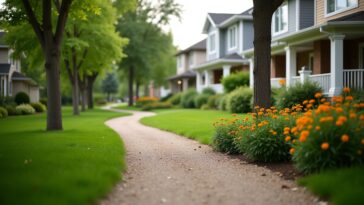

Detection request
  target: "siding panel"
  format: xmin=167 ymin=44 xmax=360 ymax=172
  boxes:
xmin=243 ymin=21 xmax=254 ymax=51
xmin=299 ymin=0 xmax=315 ymax=29
xmin=316 ymin=0 xmax=364 ymax=25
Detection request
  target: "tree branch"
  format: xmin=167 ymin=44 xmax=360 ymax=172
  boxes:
xmin=43 ymin=0 xmax=53 ymax=43
xmin=54 ymin=0 xmax=73 ymax=45
xmin=76 ymin=48 xmax=88 ymax=70
xmin=21 ymin=0 xmax=45 ymax=48
xmin=53 ymin=0 xmax=61 ymax=12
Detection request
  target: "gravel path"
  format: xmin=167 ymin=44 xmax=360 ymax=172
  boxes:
xmin=100 ymin=109 xmax=317 ymax=205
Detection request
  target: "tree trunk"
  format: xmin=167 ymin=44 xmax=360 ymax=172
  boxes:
xmin=128 ymin=66 xmax=134 ymax=106
xmin=86 ymin=74 xmax=97 ymax=109
xmin=252 ymin=0 xmax=283 ymax=108
xmin=71 ymin=69 xmax=80 ymax=115
xmin=81 ymin=87 xmax=87 ymax=111
xmin=135 ymin=81 xmax=140 ymax=99
xmin=45 ymin=48 xmax=63 ymax=130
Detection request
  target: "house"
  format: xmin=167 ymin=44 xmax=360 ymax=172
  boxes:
xmin=243 ymin=0 xmax=364 ymax=96
xmin=168 ymin=39 xmax=206 ymax=93
xmin=192 ymin=9 xmax=254 ymax=93
xmin=0 ymin=32 xmax=40 ymax=102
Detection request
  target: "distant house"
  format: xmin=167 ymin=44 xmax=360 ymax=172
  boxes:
xmin=168 ymin=39 xmax=206 ymax=93
xmin=192 ymin=8 xmax=254 ymax=93
xmin=0 ymin=32 xmax=40 ymax=102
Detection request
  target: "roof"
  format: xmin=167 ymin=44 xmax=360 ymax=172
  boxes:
xmin=221 ymin=53 xmax=244 ymax=60
xmin=176 ymin=39 xmax=206 ymax=55
xmin=12 ymin=71 xmax=38 ymax=86
xmin=0 ymin=64 xmax=11 ymax=74
xmin=208 ymin=13 xmax=235 ymax=25
xmin=240 ymin=8 xmax=253 ymax=15
xmin=167 ymin=70 xmax=196 ymax=81
xmin=329 ymin=11 xmax=364 ymax=22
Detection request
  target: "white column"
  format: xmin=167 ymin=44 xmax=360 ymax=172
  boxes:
xmin=4 ymin=76 xmax=7 ymax=96
xmin=196 ymin=71 xmax=202 ymax=93
xmin=182 ymin=78 xmax=189 ymax=92
xmin=329 ymin=34 xmax=345 ymax=97
xmin=204 ymin=70 xmax=211 ymax=87
xmin=223 ymin=65 xmax=231 ymax=78
xmin=249 ymin=58 xmax=254 ymax=88
xmin=285 ymin=46 xmax=297 ymax=87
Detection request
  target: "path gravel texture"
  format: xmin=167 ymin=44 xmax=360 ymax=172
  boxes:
xmin=101 ymin=109 xmax=317 ymax=205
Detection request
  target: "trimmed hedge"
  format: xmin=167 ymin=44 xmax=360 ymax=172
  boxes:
xmin=30 ymin=102 xmax=47 ymax=113
xmin=226 ymin=87 xmax=253 ymax=113
xmin=14 ymin=92 xmax=30 ymax=105
xmin=222 ymin=72 xmax=250 ymax=93
xmin=180 ymin=89 xmax=198 ymax=108
xmin=16 ymin=104 xmax=35 ymax=115
xmin=0 ymin=106 xmax=8 ymax=118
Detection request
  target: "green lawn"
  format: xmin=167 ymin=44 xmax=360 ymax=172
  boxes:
xmin=140 ymin=109 xmax=241 ymax=144
xmin=0 ymin=108 xmax=129 ymax=205
xmin=298 ymin=166 xmax=364 ymax=205
xmin=113 ymin=104 xmax=142 ymax=111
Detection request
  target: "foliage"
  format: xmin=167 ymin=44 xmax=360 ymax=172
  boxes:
xmin=0 ymin=108 xmax=128 ymax=205
xmin=218 ymin=95 xmax=229 ymax=111
xmin=15 ymin=104 xmax=35 ymax=115
xmin=298 ymin=166 xmax=364 ymax=205
xmin=221 ymin=72 xmax=250 ymax=93
xmin=0 ymin=107 xmax=8 ymax=118
xmin=39 ymin=98 xmax=47 ymax=106
xmin=0 ymin=96 xmax=14 ymax=106
xmin=180 ymin=89 xmax=198 ymax=108
xmin=141 ymin=102 xmax=172 ymax=111
xmin=207 ymin=94 xmax=224 ymax=110
xmin=30 ymin=102 xmax=47 ymax=113
xmin=160 ymin=93 xmax=173 ymax=102
xmin=212 ymin=118 xmax=240 ymax=154
xmin=14 ymin=92 xmax=30 ymax=105
xmin=135 ymin=96 xmax=159 ymax=107
xmin=101 ymin=72 xmax=119 ymax=99
xmin=202 ymin=87 xmax=216 ymax=95
xmin=277 ymin=81 xmax=322 ymax=109
xmin=292 ymin=89 xmax=364 ymax=173
xmin=4 ymin=105 xmax=20 ymax=116
xmin=200 ymin=104 xmax=210 ymax=110
xmin=226 ymin=87 xmax=253 ymax=113
xmin=194 ymin=94 xmax=210 ymax=109
xmin=168 ymin=93 xmax=182 ymax=105
xmin=96 ymin=99 xmax=108 ymax=106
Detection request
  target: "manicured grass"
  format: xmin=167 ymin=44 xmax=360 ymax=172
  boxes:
xmin=140 ymin=109 xmax=243 ymax=144
xmin=298 ymin=166 xmax=364 ymax=205
xmin=0 ymin=108 xmax=129 ymax=205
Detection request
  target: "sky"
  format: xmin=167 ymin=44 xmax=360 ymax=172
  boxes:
xmin=168 ymin=0 xmax=253 ymax=50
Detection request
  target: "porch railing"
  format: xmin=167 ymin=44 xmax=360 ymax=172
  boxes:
xmin=271 ymin=78 xmax=285 ymax=88
xmin=343 ymin=69 xmax=364 ymax=90
xmin=308 ymin=73 xmax=331 ymax=95
xmin=292 ymin=76 xmax=300 ymax=85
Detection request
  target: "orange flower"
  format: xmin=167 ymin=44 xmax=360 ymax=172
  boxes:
xmin=321 ymin=98 xmax=326 ymax=103
xmin=341 ymin=134 xmax=350 ymax=143
xmin=345 ymin=96 xmax=353 ymax=101
xmin=303 ymin=100 xmax=309 ymax=105
xmin=315 ymin=126 xmax=321 ymax=131
xmin=299 ymin=130 xmax=310 ymax=142
xmin=289 ymin=148 xmax=295 ymax=155
xmin=335 ymin=107 xmax=344 ymax=113
xmin=321 ymin=142 xmax=330 ymax=151
xmin=285 ymin=136 xmax=291 ymax=142
xmin=315 ymin=92 xmax=322 ymax=98
xmin=361 ymin=139 xmax=364 ymax=145
xmin=343 ymin=87 xmax=351 ymax=93
xmin=349 ymin=113 xmax=357 ymax=119
xmin=309 ymin=99 xmax=315 ymax=104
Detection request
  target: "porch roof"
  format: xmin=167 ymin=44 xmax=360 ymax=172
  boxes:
xmin=192 ymin=53 xmax=248 ymax=70
xmin=329 ymin=11 xmax=364 ymax=22
xmin=12 ymin=71 xmax=38 ymax=86
xmin=167 ymin=70 xmax=196 ymax=81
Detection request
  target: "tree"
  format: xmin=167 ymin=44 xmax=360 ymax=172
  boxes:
xmin=252 ymin=0 xmax=283 ymax=108
xmin=102 ymin=72 xmax=119 ymax=101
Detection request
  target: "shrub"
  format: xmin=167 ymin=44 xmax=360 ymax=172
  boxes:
xmin=218 ymin=95 xmax=229 ymax=111
xmin=292 ymin=89 xmax=364 ymax=173
xmin=14 ymin=92 xmax=30 ymax=105
xmin=30 ymin=102 xmax=47 ymax=113
xmin=226 ymin=87 xmax=253 ymax=113
xmin=168 ymin=93 xmax=182 ymax=106
xmin=207 ymin=94 xmax=224 ymax=110
xmin=222 ymin=72 xmax=250 ymax=93
xmin=136 ymin=96 xmax=159 ymax=107
xmin=16 ymin=104 xmax=35 ymax=115
xmin=277 ymin=81 xmax=322 ymax=109
xmin=141 ymin=102 xmax=172 ymax=111
xmin=5 ymin=105 xmax=20 ymax=116
xmin=212 ymin=117 xmax=242 ymax=154
xmin=160 ymin=93 xmax=173 ymax=102
xmin=180 ymin=89 xmax=198 ymax=108
xmin=0 ymin=106 xmax=8 ymax=118
xmin=40 ymin=98 xmax=48 ymax=106
xmin=194 ymin=94 xmax=210 ymax=108
xmin=202 ymin=87 xmax=216 ymax=95
xmin=0 ymin=96 xmax=15 ymax=106
xmin=200 ymin=104 xmax=210 ymax=110
xmin=96 ymin=99 xmax=107 ymax=106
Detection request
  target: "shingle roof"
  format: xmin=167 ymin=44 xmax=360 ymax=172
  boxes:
xmin=329 ymin=11 xmax=364 ymax=22
xmin=176 ymin=39 xmax=206 ymax=55
xmin=240 ymin=8 xmax=253 ymax=15
xmin=208 ymin=13 xmax=235 ymax=25
xmin=167 ymin=70 xmax=196 ymax=81
xmin=222 ymin=53 xmax=243 ymax=60
xmin=12 ymin=71 xmax=30 ymax=80
xmin=0 ymin=64 xmax=10 ymax=74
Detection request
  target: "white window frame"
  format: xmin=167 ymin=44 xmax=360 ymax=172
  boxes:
xmin=176 ymin=56 xmax=182 ymax=68
xmin=208 ymin=32 xmax=217 ymax=54
xmin=227 ymin=25 xmax=238 ymax=51
xmin=325 ymin=0 xmax=358 ymax=17
xmin=359 ymin=43 xmax=364 ymax=68
xmin=188 ymin=53 xmax=194 ymax=67
xmin=272 ymin=2 xmax=289 ymax=36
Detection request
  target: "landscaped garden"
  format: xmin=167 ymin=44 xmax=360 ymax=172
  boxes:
xmin=0 ymin=107 xmax=129 ymax=205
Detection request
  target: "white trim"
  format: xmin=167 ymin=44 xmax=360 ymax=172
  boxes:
xmin=314 ymin=0 xmax=317 ymax=25
xmin=207 ymin=31 xmax=217 ymax=54
xmin=296 ymin=0 xmax=300 ymax=31
xmin=239 ymin=21 xmax=244 ymax=53
xmin=359 ymin=43 xmax=364 ymax=68
xmin=272 ymin=1 xmax=289 ymax=36
xmin=227 ymin=25 xmax=238 ymax=51
xmin=324 ymin=0 xmax=358 ymax=17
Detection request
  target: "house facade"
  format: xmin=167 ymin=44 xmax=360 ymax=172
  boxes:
xmin=243 ymin=0 xmax=364 ymax=96
xmin=0 ymin=32 xmax=40 ymax=102
xmin=168 ymin=39 xmax=206 ymax=93
xmin=192 ymin=9 xmax=254 ymax=93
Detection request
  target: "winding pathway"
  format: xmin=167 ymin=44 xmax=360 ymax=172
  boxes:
xmin=101 ymin=109 xmax=316 ymax=205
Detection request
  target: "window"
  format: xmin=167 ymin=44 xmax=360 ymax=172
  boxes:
xmin=188 ymin=54 xmax=194 ymax=66
xmin=272 ymin=2 xmax=288 ymax=35
xmin=208 ymin=33 xmax=216 ymax=53
xmin=326 ymin=0 xmax=358 ymax=15
xmin=177 ymin=56 xmax=182 ymax=68
xmin=227 ymin=26 xmax=237 ymax=50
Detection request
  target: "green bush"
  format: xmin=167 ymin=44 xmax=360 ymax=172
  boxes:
xmin=168 ymin=93 xmax=182 ymax=106
xmin=141 ymin=102 xmax=172 ymax=111
xmin=160 ymin=93 xmax=173 ymax=102
xmin=349 ymin=89 xmax=364 ymax=102
xmin=96 ymin=99 xmax=107 ymax=106
xmin=201 ymin=87 xmax=216 ymax=95
xmin=226 ymin=87 xmax=253 ymax=113
xmin=277 ymin=81 xmax=322 ymax=109
xmin=222 ymin=72 xmax=250 ymax=93
xmin=14 ymin=92 xmax=30 ymax=105
xmin=0 ymin=106 xmax=8 ymax=118
xmin=5 ymin=105 xmax=20 ymax=116
xmin=30 ymin=102 xmax=47 ymax=113
xmin=200 ymin=104 xmax=210 ymax=110
xmin=40 ymin=98 xmax=48 ymax=106
xmin=0 ymin=96 xmax=15 ymax=106
xmin=180 ymin=89 xmax=198 ymax=108
xmin=16 ymin=104 xmax=35 ymax=115
xmin=207 ymin=94 xmax=224 ymax=110
xmin=218 ymin=95 xmax=229 ymax=111
xmin=194 ymin=94 xmax=210 ymax=108
xmin=212 ymin=121 xmax=240 ymax=154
